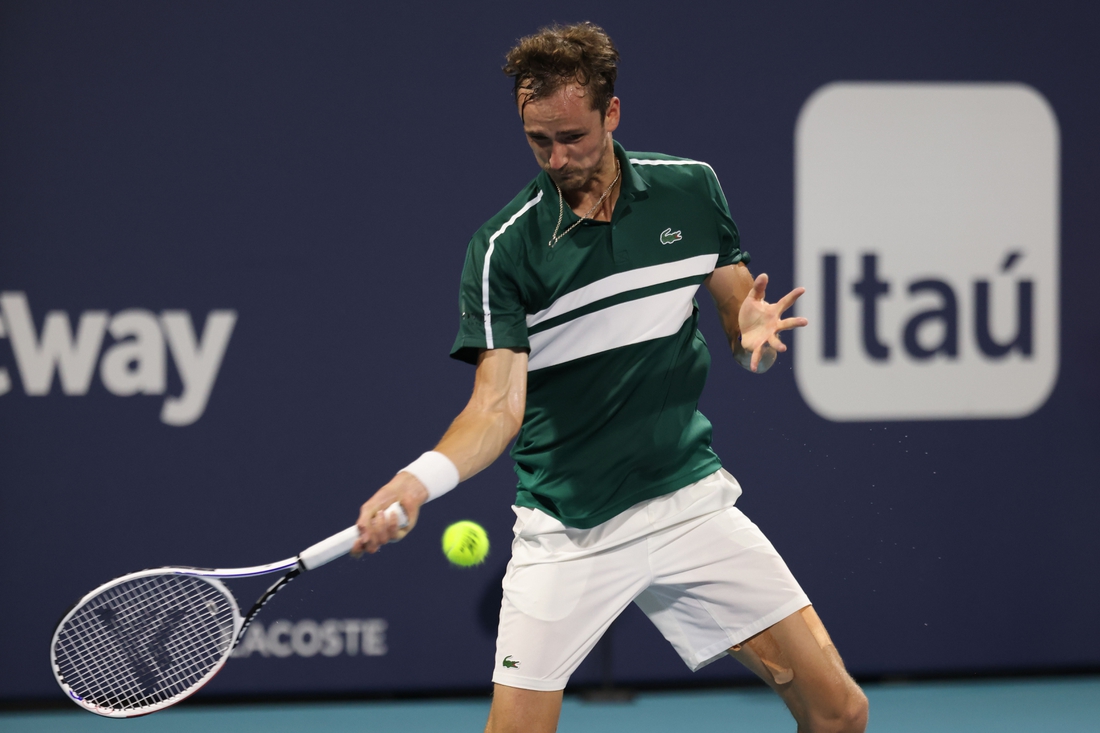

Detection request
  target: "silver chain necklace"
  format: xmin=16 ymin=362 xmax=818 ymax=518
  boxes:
xmin=547 ymin=159 xmax=621 ymax=248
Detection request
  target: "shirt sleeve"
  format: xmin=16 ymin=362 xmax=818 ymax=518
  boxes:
xmin=450 ymin=232 xmax=530 ymax=365
xmin=702 ymin=165 xmax=751 ymax=269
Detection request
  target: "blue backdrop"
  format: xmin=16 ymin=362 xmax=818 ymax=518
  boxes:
xmin=2 ymin=0 xmax=1098 ymax=702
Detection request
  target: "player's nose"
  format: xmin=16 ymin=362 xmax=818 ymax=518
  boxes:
xmin=549 ymin=142 xmax=569 ymax=170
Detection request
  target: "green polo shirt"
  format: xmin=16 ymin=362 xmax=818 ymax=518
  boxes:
xmin=451 ymin=140 xmax=749 ymax=528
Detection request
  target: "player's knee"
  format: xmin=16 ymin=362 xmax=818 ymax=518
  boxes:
xmin=842 ymin=686 xmax=869 ymax=732
xmin=485 ymin=685 xmax=563 ymax=733
xmin=804 ymin=685 xmax=868 ymax=733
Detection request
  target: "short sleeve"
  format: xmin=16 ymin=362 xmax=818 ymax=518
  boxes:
xmin=450 ymin=234 xmax=530 ymax=365
xmin=703 ymin=165 xmax=751 ymax=269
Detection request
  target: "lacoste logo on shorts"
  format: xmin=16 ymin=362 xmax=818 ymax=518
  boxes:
xmin=502 ymin=655 xmax=520 ymax=668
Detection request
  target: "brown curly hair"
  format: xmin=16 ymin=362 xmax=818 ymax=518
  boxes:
xmin=503 ymin=22 xmax=620 ymax=118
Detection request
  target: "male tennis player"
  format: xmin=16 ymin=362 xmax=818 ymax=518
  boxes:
xmin=354 ymin=22 xmax=868 ymax=733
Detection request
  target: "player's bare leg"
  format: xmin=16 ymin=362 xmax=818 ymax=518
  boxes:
xmin=728 ymin=606 xmax=868 ymax=733
xmin=485 ymin=684 xmax=563 ymax=733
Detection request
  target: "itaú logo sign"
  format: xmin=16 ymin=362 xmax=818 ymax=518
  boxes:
xmin=232 ymin=618 xmax=389 ymax=659
xmin=793 ymin=83 xmax=1060 ymax=421
xmin=0 ymin=292 xmax=235 ymax=426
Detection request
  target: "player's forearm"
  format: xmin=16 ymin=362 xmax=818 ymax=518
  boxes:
xmin=716 ymin=299 xmax=758 ymax=370
xmin=426 ymin=347 xmax=527 ymax=484
xmin=357 ymin=364 xmax=520 ymax=554
xmin=706 ymin=263 xmax=752 ymax=348
xmin=433 ymin=402 xmax=522 ymax=482
xmin=713 ymin=296 xmax=741 ymax=346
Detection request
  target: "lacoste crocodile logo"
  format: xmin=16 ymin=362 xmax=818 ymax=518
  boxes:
xmin=660 ymin=227 xmax=683 ymax=245
xmin=502 ymin=655 xmax=521 ymax=669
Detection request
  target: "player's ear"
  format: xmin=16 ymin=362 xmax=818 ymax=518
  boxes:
xmin=604 ymin=97 xmax=620 ymax=132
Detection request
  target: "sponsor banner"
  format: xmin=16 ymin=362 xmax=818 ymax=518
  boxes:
xmin=232 ymin=618 xmax=388 ymax=659
xmin=0 ymin=292 xmax=235 ymax=426
xmin=794 ymin=83 xmax=1060 ymax=421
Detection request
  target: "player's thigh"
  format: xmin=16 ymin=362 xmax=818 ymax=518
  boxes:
xmin=493 ymin=550 xmax=647 ymax=690
xmin=637 ymin=499 xmax=810 ymax=673
xmin=494 ymin=507 xmax=651 ymax=691
xmin=728 ymin=606 xmax=867 ymax=730
xmin=485 ymin=684 xmax=563 ymax=733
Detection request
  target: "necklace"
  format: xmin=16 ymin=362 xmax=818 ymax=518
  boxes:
xmin=547 ymin=159 xmax=621 ymax=248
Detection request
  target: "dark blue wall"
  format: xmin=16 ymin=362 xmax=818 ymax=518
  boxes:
xmin=2 ymin=0 xmax=1098 ymax=701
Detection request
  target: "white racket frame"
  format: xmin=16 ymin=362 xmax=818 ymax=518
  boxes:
xmin=50 ymin=570 xmax=243 ymax=717
xmin=51 ymin=504 xmax=406 ymax=717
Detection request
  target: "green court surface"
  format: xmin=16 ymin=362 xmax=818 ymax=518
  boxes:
xmin=3 ymin=677 xmax=1097 ymax=732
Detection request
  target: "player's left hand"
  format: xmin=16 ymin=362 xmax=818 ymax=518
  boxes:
xmin=737 ymin=273 xmax=808 ymax=373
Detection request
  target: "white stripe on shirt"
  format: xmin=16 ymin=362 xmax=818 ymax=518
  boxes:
xmin=528 ymin=284 xmax=699 ymax=371
xmin=482 ymin=190 xmax=543 ymax=349
xmin=526 ymin=253 xmax=718 ymax=329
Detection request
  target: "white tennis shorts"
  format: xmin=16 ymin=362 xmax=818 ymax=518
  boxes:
xmin=492 ymin=469 xmax=810 ymax=691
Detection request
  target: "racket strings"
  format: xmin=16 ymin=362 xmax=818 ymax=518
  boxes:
xmin=54 ymin=574 xmax=237 ymax=713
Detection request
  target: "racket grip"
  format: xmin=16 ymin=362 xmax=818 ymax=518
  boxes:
xmin=298 ymin=502 xmax=409 ymax=571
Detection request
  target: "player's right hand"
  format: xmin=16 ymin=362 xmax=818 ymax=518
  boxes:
xmin=353 ymin=473 xmax=429 ymax=556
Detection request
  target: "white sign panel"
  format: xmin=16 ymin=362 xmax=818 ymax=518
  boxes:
xmin=794 ymin=83 xmax=1060 ymax=421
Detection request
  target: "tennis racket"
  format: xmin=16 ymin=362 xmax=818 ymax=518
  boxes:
xmin=50 ymin=503 xmax=407 ymax=718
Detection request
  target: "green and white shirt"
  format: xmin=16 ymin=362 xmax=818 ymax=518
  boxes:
xmin=451 ymin=141 xmax=749 ymax=529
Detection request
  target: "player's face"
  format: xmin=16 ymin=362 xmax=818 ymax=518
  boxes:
xmin=520 ymin=83 xmax=620 ymax=192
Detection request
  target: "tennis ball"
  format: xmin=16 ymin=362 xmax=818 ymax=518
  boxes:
xmin=442 ymin=521 xmax=489 ymax=567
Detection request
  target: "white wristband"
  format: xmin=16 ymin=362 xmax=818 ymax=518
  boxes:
xmin=400 ymin=451 xmax=460 ymax=502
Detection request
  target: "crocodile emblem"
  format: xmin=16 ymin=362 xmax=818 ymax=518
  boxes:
xmin=502 ymin=655 xmax=521 ymax=669
xmin=660 ymin=227 xmax=683 ymax=245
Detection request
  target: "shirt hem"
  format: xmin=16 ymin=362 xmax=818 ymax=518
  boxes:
xmin=514 ymin=456 xmax=724 ymax=529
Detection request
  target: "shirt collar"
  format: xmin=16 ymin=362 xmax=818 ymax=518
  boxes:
xmin=613 ymin=140 xmax=648 ymax=197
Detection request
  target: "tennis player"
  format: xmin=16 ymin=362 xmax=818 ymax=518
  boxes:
xmin=354 ymin=22 xmax=868 ymax=733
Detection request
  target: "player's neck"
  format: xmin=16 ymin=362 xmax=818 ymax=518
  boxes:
xmin=564 ymin=139 xmax=620 ymax=223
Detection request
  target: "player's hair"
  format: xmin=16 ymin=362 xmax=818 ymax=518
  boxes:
xmin=503 ymin=22 xmax=620 ymax=118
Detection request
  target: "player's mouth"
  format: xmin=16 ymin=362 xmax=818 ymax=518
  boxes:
xmin=549 ymin=168 xmax=586 ymax=189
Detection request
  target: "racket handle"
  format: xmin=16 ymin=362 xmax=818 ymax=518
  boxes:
xmin=298 ymin=502 xmax=409 ymax=571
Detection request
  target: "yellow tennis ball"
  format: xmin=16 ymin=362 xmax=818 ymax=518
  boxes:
xmin=442 ymin=521 xmax=489 ymax=567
